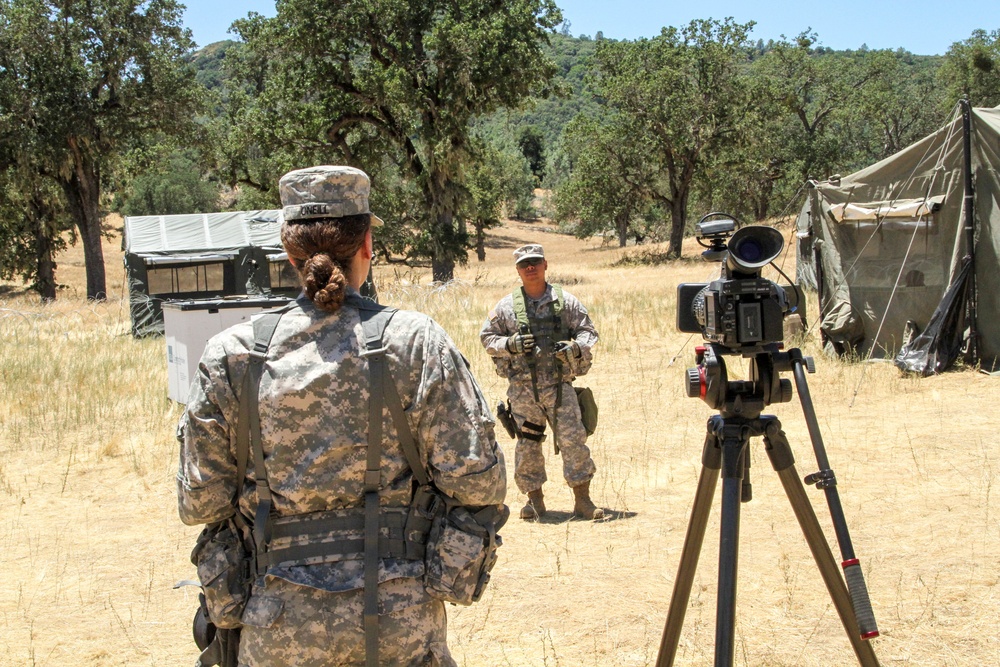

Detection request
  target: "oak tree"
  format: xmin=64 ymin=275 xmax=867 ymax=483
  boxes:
xmin=0 ymin=0 xmax=203 ymax=299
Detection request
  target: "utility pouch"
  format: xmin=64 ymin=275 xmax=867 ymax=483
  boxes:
xmin=192 ymin=592 xmax=241 ymax=667
xmin=191 ymin=518 xmax=251 ymax=629
xmin=575 ymin=386 xmax=598 ymax=436
xmin=404 ymin=484 xmax=446 ymax=560
xmin=424 ymin=504 xmax=509 ymax=606
xmin=495 ymin=400 xmax=517 ymax=439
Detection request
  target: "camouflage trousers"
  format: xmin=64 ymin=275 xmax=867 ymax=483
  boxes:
xmin=508 ymin=379 xmax=596 ymax=494
xmin=238 ymin=576 xmax=455 ymax=667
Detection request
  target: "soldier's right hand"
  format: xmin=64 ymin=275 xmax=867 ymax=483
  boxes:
xmin=506 ymin=332 xmax=535 ymax=354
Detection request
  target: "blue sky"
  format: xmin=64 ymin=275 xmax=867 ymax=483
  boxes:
xmin=182 ymin=1 xmax=998 ymax=56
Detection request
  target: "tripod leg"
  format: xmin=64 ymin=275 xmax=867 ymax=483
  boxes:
xmin=791 ymin=355 xmax=879 ymax=639
xmin=714 ymin=423 xmax=749 ymax=667
xmin=763 ymin=421 xmax=880 ymax=667
xmin=656 ymin=423 xmax=722 ymax=667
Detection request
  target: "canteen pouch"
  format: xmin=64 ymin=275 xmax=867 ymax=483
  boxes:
xmin=424 ymin=504 xmax=508 ymax=605
xmin=575 ymin=386 xmax=598 ymax=436
xmin=191 ymin=518 xmax=251 ymax=629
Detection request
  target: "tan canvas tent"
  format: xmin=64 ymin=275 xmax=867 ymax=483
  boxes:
xmin=796 ymin=102 xmax=1000 ymax=374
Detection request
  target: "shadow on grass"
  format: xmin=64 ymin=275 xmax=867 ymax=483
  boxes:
xmin=484 ymin=233 xmax=530 ymax=250
xmin=528 ymin=508 xmax=637 ymax=524
xmin=0 ymin=284 xmax=32 ymax=298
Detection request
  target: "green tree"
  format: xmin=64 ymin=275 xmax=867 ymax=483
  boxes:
xmin=518 ymin=125 xmax=547 ymax=184
xmin=703 ymin=38 xmax=940 ymax=223
xmin=555 ymin=114 xmax=652 ymax=247
xmin=465 ymin=138 xmax=534 ymax=260
xmin=941 ymin=29 xmax=1000 ymax=108
xmin=751 ymin=32 xmax=894 ymax=182
xmin=851 ymin=50 xmax=946 ymax=163
xmin=479 ymin=31 xmax=600 ymax=191
xmin=221 ymin=0 xmax=562 ymax=282
xmin=120 ymin=149 xmax=221 ymax=216
xmin=0 ymin=165 xmax=69 ymax=299
xmin=0 ymin=0 xmax=203 ymax=300
xmin=590 ymin=18 xmax=755 ymax=257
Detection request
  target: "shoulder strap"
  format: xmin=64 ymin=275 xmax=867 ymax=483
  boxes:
xmin=235 ymin=306 xmax=293 ymax=515
xmin=513 ymin=285 xmax=564 ymax=327
xmin=551 ymin=284 xmax=565 ymax=318
xmin=357 ymin=303 xmax=388 ymax=667
xmin=512 ymin=287 xmax=530 ymax=331
xmin=355 ymin=299 xmax=430 ymax=487
xmin=356 ymin=304 xmax=428 ymax=483
xmin=244 ymin=308 xmax=290 ymax=574
xmin=512 ymin=286 xmax=539 ymax=401
xmin=351 ymin=295 xmax=430 ymax=667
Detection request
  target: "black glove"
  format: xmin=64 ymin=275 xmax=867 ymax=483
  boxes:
xmin=554 ymin=340 xmax=581 ymax=363
xmin=506 ymin=332 xmax=535 ymax=354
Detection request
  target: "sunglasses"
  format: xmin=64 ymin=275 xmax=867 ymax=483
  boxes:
xmin=517 ymin=258 xmax=544 ymax=268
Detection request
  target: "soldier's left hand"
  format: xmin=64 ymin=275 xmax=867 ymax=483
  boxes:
xmin=554 ymin=340 xmax=581 ymax=363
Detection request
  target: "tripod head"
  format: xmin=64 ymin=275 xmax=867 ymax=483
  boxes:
xmin=685 ymin=342 xmax=802 ymax=416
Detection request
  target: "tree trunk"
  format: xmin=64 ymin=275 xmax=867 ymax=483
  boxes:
xmin=431 ymin=210 xmax=457 ymax=283
xmin=754 ymin=178 xmax=774 ymax=221
xmin=63 ymin=142 xmax=107 ymax=300
xmin=34 ymin=217 xmax=57 ymax=301
xmin=616 ymin=213 xmax=628 ymax=248
xmin=432 ymin=256 xmax=455 ymax=282
xmin=668 ymin=193 xmax=687 ymax=259
xmin=475 ymin=220 xmax=486 ymax=261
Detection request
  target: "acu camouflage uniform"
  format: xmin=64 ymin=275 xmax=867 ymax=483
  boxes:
xmin=177 ymin=290 xmax=506 ymax=667
xmin=480 ymin=284 xmax=599 ymax=494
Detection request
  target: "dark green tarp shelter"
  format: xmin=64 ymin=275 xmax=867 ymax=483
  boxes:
xmin=123 ymin=210 xmax=299 ymax=337
xmin=796 ymin=104 xmax=1000 ymax=374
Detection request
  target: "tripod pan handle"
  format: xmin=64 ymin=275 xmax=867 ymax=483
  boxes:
xmin=842 ymin=558 xmax=879 ymax=639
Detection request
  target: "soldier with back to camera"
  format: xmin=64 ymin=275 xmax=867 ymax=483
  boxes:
xmin=480 ymin=243 xmax=603 ymax=521
xmin=177 ymin=165 xmax=507 ymax=667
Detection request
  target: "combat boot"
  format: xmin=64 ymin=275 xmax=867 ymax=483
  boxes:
xmin=572 ymin=481 xmax=604 ymax=520
xmin=520 ymin=489 xmax=546 ymax=520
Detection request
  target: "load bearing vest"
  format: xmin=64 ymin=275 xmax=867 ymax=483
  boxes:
xmin=511 ymin=285 xmax=570 ymax=452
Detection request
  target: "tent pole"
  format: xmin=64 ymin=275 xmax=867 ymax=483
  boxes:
xmin=959 ymin=98 xmax=978 ymax=362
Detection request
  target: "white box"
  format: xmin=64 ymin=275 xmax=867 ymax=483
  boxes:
xmin=164 ymin=297 xmax=294 ymax=403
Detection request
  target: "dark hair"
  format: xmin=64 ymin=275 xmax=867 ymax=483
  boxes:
xmin=280 ymin=213 xmax=371 ymax=312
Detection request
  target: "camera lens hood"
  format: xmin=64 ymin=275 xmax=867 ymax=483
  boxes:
xmin=726 ymin=226 xmax=784 ymax=273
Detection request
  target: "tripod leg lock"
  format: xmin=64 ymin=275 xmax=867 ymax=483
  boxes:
xmin=804 ymin=468 xmax=837 ymax=489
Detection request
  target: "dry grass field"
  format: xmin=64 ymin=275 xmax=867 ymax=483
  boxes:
xmin=1 ymin=215 xmax=998 ymax=666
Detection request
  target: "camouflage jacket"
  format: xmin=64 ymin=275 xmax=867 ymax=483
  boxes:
xmin=177 ymin=291 xmax=506 ymax=592
xmin=480 ymin=283 xmax=599 ymax=387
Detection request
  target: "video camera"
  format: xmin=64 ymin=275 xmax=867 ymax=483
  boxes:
xmin=677 ymin=213 xmax=789 ymax=355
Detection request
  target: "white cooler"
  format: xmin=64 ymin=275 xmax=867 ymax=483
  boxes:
xmin=164 ymin=296 xmax=294 ymax=403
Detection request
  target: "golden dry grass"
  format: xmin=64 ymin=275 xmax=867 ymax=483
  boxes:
xmin=0 ymin=217 xmax=997 ymax=666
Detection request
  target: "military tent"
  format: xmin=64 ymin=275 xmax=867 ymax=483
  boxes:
xmin=123 ymin=210 xmax=299 ymax=337
xmin=796 ymin=102 xmax=1000 ymax=374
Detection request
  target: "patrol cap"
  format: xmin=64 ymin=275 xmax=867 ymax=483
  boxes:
xmin=513 ymin=243 xmax=545 ymax=265
xmin=279 ymin=165 xmax=384 ymax=226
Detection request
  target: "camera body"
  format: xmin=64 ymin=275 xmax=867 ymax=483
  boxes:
xmin=677 ymin=215 xmax=788 ymax=355
xmin=678 ymin=278 xmax=787 ymax=350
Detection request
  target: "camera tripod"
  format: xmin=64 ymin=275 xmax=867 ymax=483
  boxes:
xmin=656 ymin=344 xmax=880 ymax=667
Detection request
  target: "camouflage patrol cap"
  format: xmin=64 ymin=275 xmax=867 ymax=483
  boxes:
xmin=513 ymin=243 xmax=545 ymax=265
xmin=279 ymin=165 xmax=384 ymax=226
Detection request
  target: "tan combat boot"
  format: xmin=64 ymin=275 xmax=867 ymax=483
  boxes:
xmin=572 ymin=481 xmax=604 ymax=520
xmin=520 ymin=489 xmax=546 ymax=520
